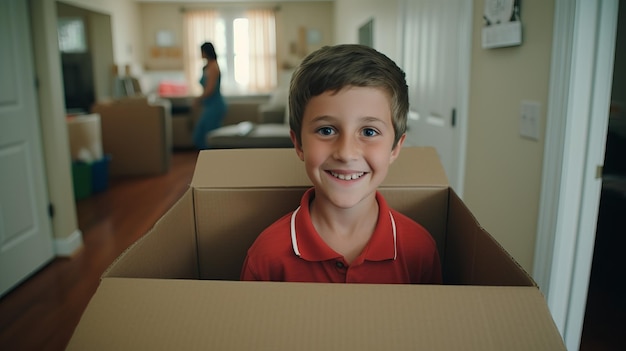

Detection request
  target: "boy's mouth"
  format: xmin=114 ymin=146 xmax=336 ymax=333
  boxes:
xmin=329 ymin=171 xmax=365 ymax=180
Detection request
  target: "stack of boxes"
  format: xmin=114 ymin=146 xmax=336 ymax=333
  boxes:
xmin=66 ymin=113 xmax=110 ymax=199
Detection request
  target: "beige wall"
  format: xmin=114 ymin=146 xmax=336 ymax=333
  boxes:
xmin=334 ymin=0 xmax=556 ymax=272
xmin=465 ymin=0 xmax=554 ymax=272
xmin=276 ymin=1 xmax=334 ymax=68
xmin=464 ymin=0 xmax=555 ymax=271
xmin=137 ymin=3 xmax=184 ymax=71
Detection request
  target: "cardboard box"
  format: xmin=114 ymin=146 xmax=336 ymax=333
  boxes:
xmin=91 ymin=98 xmax=172 ymax=177
xmin=66 ymin=113 xmax=104 ymax=161
xmin=67 ymin=147 xmax=565 ymax=350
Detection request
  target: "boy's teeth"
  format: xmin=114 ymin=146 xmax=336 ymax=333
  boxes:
xmin=330 ymin=171 xmax=364 ymax=180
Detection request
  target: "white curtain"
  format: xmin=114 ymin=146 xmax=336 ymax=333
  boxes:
xmin=183 ymin=10 xmax=218 ymax=96
xmin=183 ymin=9 xmax=277 ymax=95
xmin=246 ymin=9 xmax=277 ymax=92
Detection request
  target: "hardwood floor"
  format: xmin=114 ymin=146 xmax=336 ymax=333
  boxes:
xmin=0 ymin=149 xmax=199 ymax=351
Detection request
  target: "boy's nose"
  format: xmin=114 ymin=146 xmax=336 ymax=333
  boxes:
xmin=333 ymin=135 xmax=359 ymax=161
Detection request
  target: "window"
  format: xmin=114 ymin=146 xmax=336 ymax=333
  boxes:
xmin=58 ymin=18 xmax=87 ymax=53
xmin=183 ymin=9 xmax=277 ymax=96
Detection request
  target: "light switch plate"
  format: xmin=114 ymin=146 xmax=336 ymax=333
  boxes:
xmin=520 ymin=100 xmax=541 ymax=141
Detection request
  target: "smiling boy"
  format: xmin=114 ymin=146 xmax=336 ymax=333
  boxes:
xmin=240 ymin=44 xmax=442 ymax=284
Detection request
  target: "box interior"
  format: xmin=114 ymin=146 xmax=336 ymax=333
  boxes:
xmin=105 ymin=147 xmax=533 ymax=287
xmin=72 ymin=147 xmax=565 ymax=351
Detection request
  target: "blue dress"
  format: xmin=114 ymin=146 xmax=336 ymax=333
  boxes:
xmin=193 ymin=68 xmax=227 ymax=149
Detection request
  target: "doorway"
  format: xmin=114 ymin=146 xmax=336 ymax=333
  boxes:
xmin=579 ymin=2 xmax=626 ymax=349
xmin=57 ymin=2 xmax=114 ymax=113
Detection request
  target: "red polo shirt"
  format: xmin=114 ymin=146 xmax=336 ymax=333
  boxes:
xmin=240 ymin=188 xmax=442 ymax=284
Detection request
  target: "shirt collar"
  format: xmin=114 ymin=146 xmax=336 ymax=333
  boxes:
xmin=290 ymin=188 xmax=397 ymax=263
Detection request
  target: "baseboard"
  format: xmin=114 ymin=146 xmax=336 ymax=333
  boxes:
xmin=54 ymin=229 xmax=84 ymax=257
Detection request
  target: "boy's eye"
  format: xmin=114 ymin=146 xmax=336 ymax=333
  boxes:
xmin=317 ymin=127 xmax=335 ymax=136
xmin=362 ymin=128 xmax=379 ymax=137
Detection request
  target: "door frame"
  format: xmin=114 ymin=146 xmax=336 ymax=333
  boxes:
xmin=29 ymin=0 xmax=83 ymax=256
xmin=532 ymin=0 xmax=618 ymax=349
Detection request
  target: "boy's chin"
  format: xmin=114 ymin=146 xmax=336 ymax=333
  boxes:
xmin=315 ymin=189 xmax=377 ymax=210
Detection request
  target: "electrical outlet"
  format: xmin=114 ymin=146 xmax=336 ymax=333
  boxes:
xmin=520 ymin=100 xmax=541 ymax=141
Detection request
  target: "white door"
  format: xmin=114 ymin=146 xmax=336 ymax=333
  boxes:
xmin=0 ymin=0 xmax=55 ymax=297
xmin=400 ymin=0 xmax=471 ymax=194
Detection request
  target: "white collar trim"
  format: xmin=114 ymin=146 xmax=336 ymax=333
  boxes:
xmin=389 ymin=211 xmax=398 ymax=260
xmin=291 ymin=206 xmax=397 ymax=260
xmin=291 ymin=206 xmax=302 ymax=257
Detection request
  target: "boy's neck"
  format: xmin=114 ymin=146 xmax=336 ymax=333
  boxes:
xmin=309 ymin=193 xmax=379 ymax=264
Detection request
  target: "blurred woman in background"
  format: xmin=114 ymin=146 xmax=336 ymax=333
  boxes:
xmin=193 ymin=42 xmax=227 ymax=149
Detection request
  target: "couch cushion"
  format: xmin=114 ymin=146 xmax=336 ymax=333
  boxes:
xmin=207 ymin=123 xmax=292 ymax=149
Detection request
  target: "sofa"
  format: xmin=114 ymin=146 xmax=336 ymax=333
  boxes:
xmin=91 ymin=96 xmax=172 ymax=177
xmin=166 ymin=95 xmax=273 ymax=149
xmin=205 ymin=88 xmax=293 ymax=149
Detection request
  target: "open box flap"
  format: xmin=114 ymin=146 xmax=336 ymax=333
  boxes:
xmin=444 ymin=190 xmax=536 ymax=287
xmin=67 ymin=278 xmax=565 ymax=351
xmin=191 ymin=147 xmax=449 ymax=189
xmin=103 ymin=189 xmax=199 ymax=279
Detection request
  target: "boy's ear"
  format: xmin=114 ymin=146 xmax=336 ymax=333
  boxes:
xmin=389 ymin=133 xmax=406 ymax=164
xmin=290 ymin=130 xmax=305 ymax=161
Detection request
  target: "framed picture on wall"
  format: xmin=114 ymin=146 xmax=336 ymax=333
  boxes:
xmin=482 ymin=0 xmax=522 ymax=49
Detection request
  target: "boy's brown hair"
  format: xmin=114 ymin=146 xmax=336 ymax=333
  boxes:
xmin=288 ymin=44 xmax=409 ymax=148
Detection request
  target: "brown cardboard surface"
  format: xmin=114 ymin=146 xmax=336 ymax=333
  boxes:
xmin=444 ymin=191 xmax=535 ymax=286
xmin=92 ymin=101 xmax=171 ymax=176
xmin=103 ymin=190 xmax=198 ymax=279
xmin=196 ymin=188 xmax=306 ymax=280
xmin=191 ymin=147 xmax=449 ymax=188
xmin=192 ymin=148 xmax=310 ymax=188
xmin=66 ymin=113 xmax=103 ymax=160
xmin=82 ymin=147 xmax=564 ymax=350
xmin=67 ymin=278 xmax=564 ymax=351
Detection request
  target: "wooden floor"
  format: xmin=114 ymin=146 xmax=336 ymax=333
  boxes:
xmin=0 ymin=149 xmax=200 ymax=351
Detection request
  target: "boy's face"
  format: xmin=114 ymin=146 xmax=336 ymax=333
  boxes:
xmin=290 ymin=86 xmax=405 ymax=210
